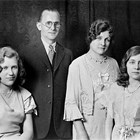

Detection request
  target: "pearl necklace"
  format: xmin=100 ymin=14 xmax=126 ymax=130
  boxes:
xmin=126 ymin=85 xmax=140 ymax=94
xmin=89 ymin=55 xmax=107 ymax=64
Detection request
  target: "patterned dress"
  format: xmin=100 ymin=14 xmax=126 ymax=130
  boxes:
xmin=107 ymin=83 xmax=140 ymax=140
xmin=64 ymin=52 xmax=119 ymax=140
xmin=0 ymin=86 xmax=37 ymax=139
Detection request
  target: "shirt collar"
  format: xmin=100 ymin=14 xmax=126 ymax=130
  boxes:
xmin=41 ymin=38 xmax=56 ymax=54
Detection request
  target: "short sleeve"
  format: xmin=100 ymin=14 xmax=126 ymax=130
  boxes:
xmin=24 ymin=95 xmax=37 ymax=115
xmin=64 ymin=61 xmax=83 ymax=121
xmin=20 ymin=87 xmax=37 ymax=115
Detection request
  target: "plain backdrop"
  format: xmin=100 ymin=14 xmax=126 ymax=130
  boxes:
xmin=0 ymin=0 xmax=140 ymax=64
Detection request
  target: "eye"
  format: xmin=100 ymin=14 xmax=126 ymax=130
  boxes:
xmin=12 ymin=65 xmax=18 ymax=70
xmin=54 ymin=22 xmax=60 ymax=26
xmin=45 ymin=21 xmax=52 ymax=27
xmin=106 ymin=38 xmax=111 ymax=42
xmin=3 ymin=66 xmax=8 ymax=70
xmin=129 ymin=61 xmax=135 ymax=64
xmin=96 ymin=36 xmax=102 ymax=40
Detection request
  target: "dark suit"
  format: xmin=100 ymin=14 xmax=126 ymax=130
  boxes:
xmin=20 ymin=39 xmax=72 ymax=139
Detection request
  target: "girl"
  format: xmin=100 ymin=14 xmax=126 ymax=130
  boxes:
xmin=0 ymin=46 xmax=36 ymax=140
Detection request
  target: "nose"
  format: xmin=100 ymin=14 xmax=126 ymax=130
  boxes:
xmin=100 ymin=39 xmax=105 ymax=46
xmin=50 ymin=23 xmax=56 ymax=31
xmin=8 ymin=68 xmax=14 ymax=75
xmin=134 ymin=62 xmax=140 ymax=70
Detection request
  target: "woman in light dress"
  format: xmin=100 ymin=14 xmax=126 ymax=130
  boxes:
xmin=0 ymin=46 xmax=37 ymax=140
xmin=64 ymin=19 xmax=119 ymax=140
xmin=106 ymin=46 xmax=140 ymax=140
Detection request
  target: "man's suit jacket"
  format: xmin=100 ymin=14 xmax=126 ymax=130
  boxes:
xmin=20 ymin=39 xmax=73 ymax=139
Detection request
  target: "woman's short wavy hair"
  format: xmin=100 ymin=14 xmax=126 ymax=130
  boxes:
xmin=0 ymin=46 xmax=26 ymax=89
xmin=117 ymin=46 xmax=140 ymax=87
xmin=87 ymin=19 xmax=113 ymax=45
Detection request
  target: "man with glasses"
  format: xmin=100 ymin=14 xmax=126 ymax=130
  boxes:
xmin=20 ymin=7 xmax=73 ymax=140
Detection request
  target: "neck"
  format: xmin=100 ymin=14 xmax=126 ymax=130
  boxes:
xmin=89 ymin=49 xmax=106 ymax=60
xmin=129 ymin=79 xmax=140 ymax=87
xmin=88 ymin=49 xmax=107 ymax=64
xmin=41 ymin=36 xmax=55 ymax=45
xmin=0 ymin=84 xmax=11 ymax=94
xmin=128 ymin=79 xmax=140 ymax=93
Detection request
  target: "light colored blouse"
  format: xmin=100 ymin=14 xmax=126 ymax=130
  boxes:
xmin=64 ymin=53 xmax=119 ymax=139
xmin=64 ymin=53 xmax=119 ymax=121
xmin=0 ymin=86 xmax=36 ymax=138
xmin=107 ymin=83 xmax=140 ymax=140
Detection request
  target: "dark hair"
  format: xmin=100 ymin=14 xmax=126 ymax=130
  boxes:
xmin=87 ymin=19 xmax=113 ymax=45
xmin=117 ymin=45 xmax=140 ymax=87
xmin=37 ymin=7 xmax=60 ymax=22
xmin=0 ymin=46 xmax=26 ymax=89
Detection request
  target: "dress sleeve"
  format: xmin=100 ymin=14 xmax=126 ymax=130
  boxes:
xmin=64 ymin=61 xmax=83 ymax=121
xmin=20 ymin=87 xmax=37 ymax=115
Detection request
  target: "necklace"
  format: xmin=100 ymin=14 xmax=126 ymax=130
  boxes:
xmin=126 ymin=84 xmax=140 ymax=94
xmin=0 ymin=89 xmax=13 ymax=98
xmin=89 ymin=55 xmax=107 ymax=64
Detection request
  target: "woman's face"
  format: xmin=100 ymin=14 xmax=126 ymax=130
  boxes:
xmin=126 ymin=54 xmax=140 ymax=81
xmin=0 ymin=56 xmax=18 ymax=88
xmin=90 ymin=30 xmax=111 ymax=55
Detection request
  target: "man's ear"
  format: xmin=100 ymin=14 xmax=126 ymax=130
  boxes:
xmin=36 ymin=22 xmax=41 ymax=31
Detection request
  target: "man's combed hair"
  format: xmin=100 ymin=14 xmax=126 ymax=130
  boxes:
xmin=117 ymin=45 xmax=140 ymax=87
xmin=37 ymin=7 xmax=60 ymax=22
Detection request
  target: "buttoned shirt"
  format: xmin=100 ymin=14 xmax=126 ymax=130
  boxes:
xmin=41 ymin=38 xmax=56 ymax=54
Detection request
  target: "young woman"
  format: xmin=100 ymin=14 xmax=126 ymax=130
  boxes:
xmin=64 ymin=19 xmax=119 ymax=140
xmin=0 ymin=46 xmax=36 ymax=140
xmin=105 ymin=46 xmax=140 ymax=140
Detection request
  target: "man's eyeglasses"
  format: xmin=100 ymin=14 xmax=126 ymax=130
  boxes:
xmin=41 ymin=21 xmax=61 ymax=28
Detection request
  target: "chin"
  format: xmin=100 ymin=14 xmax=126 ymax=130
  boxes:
xmin=7 ymin=82 xmax=15 ymax=86
xmin=98 ymin=51 xmax=105 ymax=55
xmin=132 ymin=76 xmax=140 ymax=81
xmin=49 ymin=36 xmax=57 ymax=40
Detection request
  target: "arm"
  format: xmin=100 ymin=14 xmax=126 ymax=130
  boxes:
xmin=105 ymin=112 xmax=113 ymax=140
xmin=20 ymin=114 xmax=34 ymax=140
xmin=73 ymin=119 xmax=89 ymax=140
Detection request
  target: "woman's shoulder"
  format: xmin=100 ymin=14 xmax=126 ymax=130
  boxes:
xmin=70 ymin=54 xmax=86 ymax=67
xmin=18 ymin=86 xmax=32 ymax=100
xmin=107 ymin=56 xmax=118 ymax=64
xmin=110 ymin=82 xmax=123 ymax=90
xmin=107 ymin=82 xmax=124 ymax=102
xmin=109 ymin=82 xmax=125 ymax=97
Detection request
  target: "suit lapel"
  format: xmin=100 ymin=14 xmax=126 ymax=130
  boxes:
xmin=53 ymin=43 xmax=65 ymax=72
xmin=35 ymin=39 xmax=52 ymax=68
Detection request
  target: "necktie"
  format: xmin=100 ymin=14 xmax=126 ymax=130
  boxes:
xmin=48 ymin=45 xmax=54 ymax=64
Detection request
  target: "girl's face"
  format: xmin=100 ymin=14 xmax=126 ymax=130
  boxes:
xmin=127 ymin=54 xmax=140 ymax=81
xmin=0 ymin=56 xmax=18 ymax=88
xmin=90 ymin=31 xmax=111 ymax=55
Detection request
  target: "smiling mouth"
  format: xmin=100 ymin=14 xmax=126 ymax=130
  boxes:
xmin=49 ymin=32 xmax=56 ymax=34
xmin=132 ymin=72 xmax=140 ymax=74
xmin=99 ymin=47 xmax=106 ymax=50
xmin=7 ymin=77 xmax=15 ymax=81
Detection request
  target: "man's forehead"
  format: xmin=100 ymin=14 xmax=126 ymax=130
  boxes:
xmin=41 ymin=10 xmax=60 ymax=21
